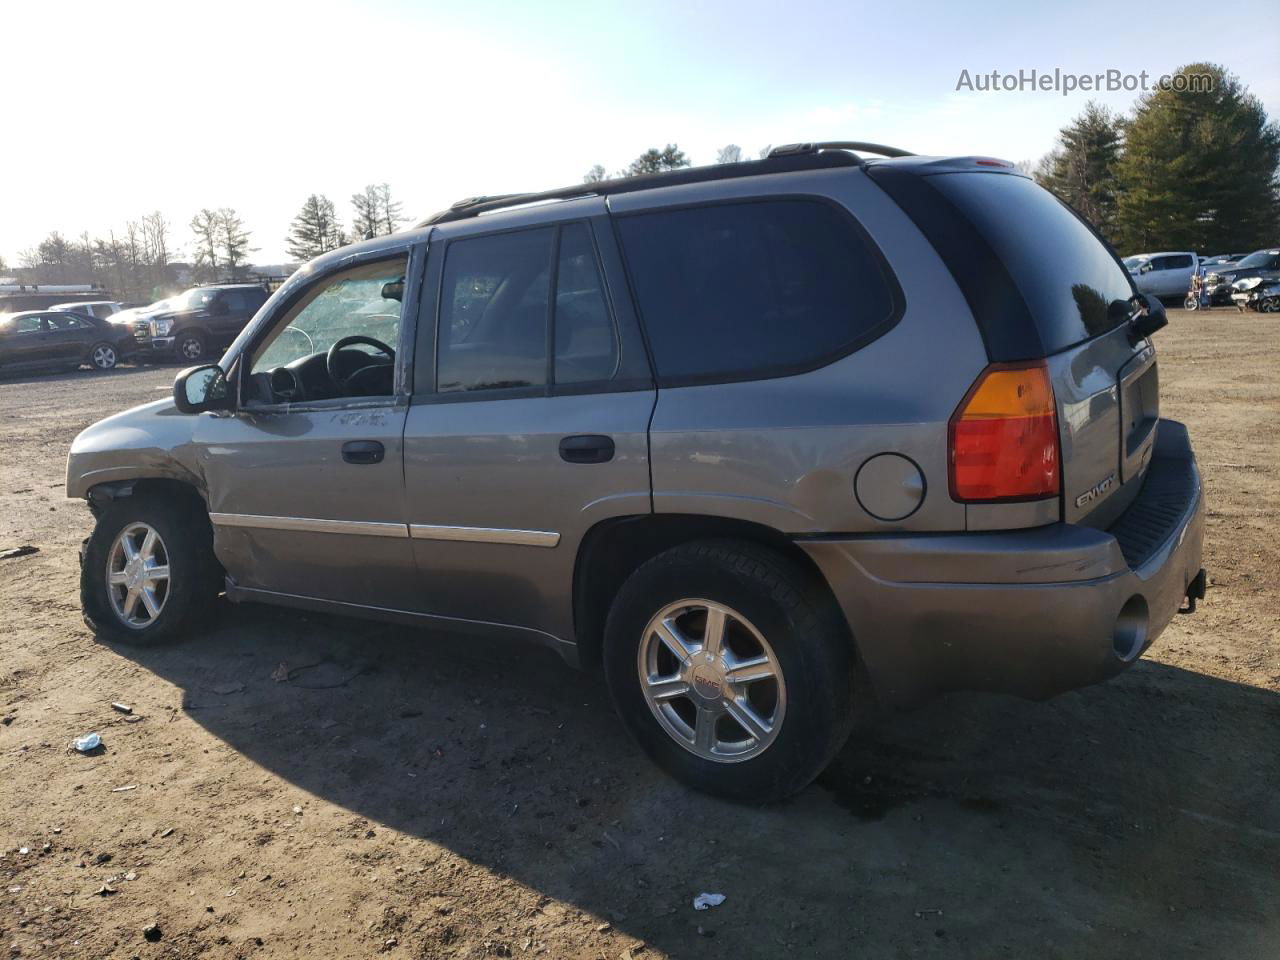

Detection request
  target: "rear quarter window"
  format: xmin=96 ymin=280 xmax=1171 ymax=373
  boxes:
xmin=927 ymin=173 xmax=1135 ymax=353
xmin=615 ymin=198 xmax=900 ymax=385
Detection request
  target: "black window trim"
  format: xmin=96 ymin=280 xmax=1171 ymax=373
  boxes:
xmin=415 ymin=217 xmax=636 ymax=406
xmin=609 ymin=193 xmax=906 ymax=390
xmin=229 ymin=243 xmax=423 ymax=414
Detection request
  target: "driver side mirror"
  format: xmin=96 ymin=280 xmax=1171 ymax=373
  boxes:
xmin=174 ymin=364 xmax=231 ymax=413
xmin=1139 ymin=262 xmax=1154 ymax=274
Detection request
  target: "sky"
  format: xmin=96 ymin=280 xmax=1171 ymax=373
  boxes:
xmin=2 ymin=0 xmax=1277 ymax=267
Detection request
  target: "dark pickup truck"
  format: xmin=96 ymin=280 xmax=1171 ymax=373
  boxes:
xmin=132 ymin=284 xmax=269 ymax=363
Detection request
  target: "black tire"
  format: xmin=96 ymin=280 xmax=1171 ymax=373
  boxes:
xmin=175 ymin=331 xmax=206 ymax=363
xmin=80 ymin=494 xmax=222 ymax=646
xmin=603 ymin=540 xmax=858 ymax=803
xmin=88 ymin=341 xmax=118 ymax=370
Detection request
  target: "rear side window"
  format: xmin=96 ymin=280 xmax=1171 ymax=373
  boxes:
xmin=437 ymin=228 xmax=553 ymax=393
xmin=616 ymin=198 xmax=899 ymax=384
xmin=927 ymin=173 xmax=1135 ymax=353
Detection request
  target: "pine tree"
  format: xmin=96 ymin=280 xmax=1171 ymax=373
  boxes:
xmin=1114 ymin=63 xmax=1280 ymax=252
xmin=217 ymin=208 xmax=254 ymax=279
xmin=352 ymin=186 xmax=380 ymax=240
xmin=376 ymin=183 xmax=403 ymax=236
xmin=1041 ymin=102 xmax=1123 ymax=240
xmin=286 ymin=194 xmax=346 ymax=262
xmin=622 ymin=144 xmax=691 ymax=177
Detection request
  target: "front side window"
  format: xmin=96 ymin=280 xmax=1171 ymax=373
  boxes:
xmin=616 ymin=198 xmax=898 ymax=383
xmin=248 ymin=257 xmax=408 ymax=402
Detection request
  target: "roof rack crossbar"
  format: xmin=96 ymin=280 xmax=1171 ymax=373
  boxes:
xmin=416 ymin=149 xmax=871 ymax=227
xmin=768 ymin=141 xmax=915 ymax=159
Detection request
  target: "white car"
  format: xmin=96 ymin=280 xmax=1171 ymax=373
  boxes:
xmin=48 ymin=300 xmax=134 ymax=321
xmin=1126 ymin=252 xmax=1199 ymax=299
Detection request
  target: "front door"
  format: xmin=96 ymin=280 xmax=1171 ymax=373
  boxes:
xmin=196 ymin=250 xmax=422 ymax=611
xmin=402 ymin=215 xmax=655 ymax=644
xmin=42 ymin=312 xmax=97 ymax=363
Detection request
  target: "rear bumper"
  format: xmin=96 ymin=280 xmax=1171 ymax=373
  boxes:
xmin=800 ymin=419 xmax=1205 ymax=707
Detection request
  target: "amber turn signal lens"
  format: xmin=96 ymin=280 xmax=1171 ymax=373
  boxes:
xmin=948 ymin=362 xmax=1060 ymax=502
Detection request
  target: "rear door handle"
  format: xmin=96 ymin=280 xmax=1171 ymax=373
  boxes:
xmin=342 ymin=440 xmax=385 ymax=465
xmin=559 ymin=434 xmax=615 ymax=464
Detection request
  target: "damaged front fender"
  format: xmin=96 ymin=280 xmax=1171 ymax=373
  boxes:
xmin=66 ymin=398 xmax=207 ymax=501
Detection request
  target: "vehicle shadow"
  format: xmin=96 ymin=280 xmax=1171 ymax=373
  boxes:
xmin=109 ymin=601 xmax=1280 ymax=959
xmin=0 ymin=363 xmax=159 ymax=386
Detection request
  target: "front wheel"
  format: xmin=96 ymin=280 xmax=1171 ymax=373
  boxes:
xmin=1183 ymin=295 xmax=1199 ymax=311
xmin=176 ymin=332 xmax=206 ymax=363
xmin=603 ymin=540 xmax=858 ymax=803
xmin=80 ymin=495 xmax=221 ymax=645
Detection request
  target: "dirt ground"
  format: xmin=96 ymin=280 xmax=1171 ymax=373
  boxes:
xmin=1 ymin=308 xmax=1277 ymax=960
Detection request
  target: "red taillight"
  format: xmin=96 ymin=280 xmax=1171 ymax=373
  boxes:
xmin=948 ymin=361 xmax=1060 ymax=502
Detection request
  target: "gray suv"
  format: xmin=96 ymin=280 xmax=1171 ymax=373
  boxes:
xmin=67 ymin=143 xmax=1206 ymax=802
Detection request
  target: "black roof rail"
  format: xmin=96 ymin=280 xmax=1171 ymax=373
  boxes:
xmin=416 ymin=149 xmax=866 ymax=227
xmin=768 ymin=141 xmax=915 ymax=159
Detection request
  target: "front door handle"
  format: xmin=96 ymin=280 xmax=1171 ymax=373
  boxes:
xmin=559 ymin=434 xmax=615 ymax=464
xmin=342 ymin=440 xmax=385 ymax=465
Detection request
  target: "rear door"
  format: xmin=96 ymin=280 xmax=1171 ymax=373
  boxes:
xmin=402 ymin=208 xmax=654 ymax=644
xmin=907 ymin=170 xmax=1154 ymax=528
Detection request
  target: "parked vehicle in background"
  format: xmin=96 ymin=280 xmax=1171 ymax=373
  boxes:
xmin=1198 ymin=254 xmax=1247 ymax=269
xmin=0 ymin=310 xmax=135 ymax=374
xmin=1212 ymin=248 xmax=1280 ymax=308
xmin=131 ymin=284 xmax=270 ymax=362
xmin=1238 ymin=278 xmax=1280 ymax=313
xmin=68 ymin=144 xmax=1205 ymax=802
xmin=49 ymin=300 xmax=140 ymax=320
xmin=1127 ymin=251 xmax=1198 ymax=300
xmin=0 ymin=284 xmax=114 ymax=314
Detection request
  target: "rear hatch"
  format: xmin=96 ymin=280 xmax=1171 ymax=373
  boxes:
xmin=868 ymin=163 xmax=1155 ymax=527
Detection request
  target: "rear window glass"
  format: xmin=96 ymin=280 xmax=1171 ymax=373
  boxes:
xmin=616 ymin=199 xmax=898 ymax=383
xmin=929 ymin=173 xmax=1134 ymax=353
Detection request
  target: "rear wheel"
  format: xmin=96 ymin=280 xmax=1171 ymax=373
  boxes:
xmin=176 ymin=331 xmax=206 ymax=363
xmin=603 ymin=540 xmax=858 ymax=803
xmin=80 ymin=495 xmax=221 ymax=645
xmin=89 ymin=342 xmax=118 ymax=370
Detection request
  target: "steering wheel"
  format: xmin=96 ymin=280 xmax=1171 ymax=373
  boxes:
xmin=326 ymin=335 xmax=396 ymax=390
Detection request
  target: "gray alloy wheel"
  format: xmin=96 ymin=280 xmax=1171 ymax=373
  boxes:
xmin=178 ymin=334 xmax=204 ymax=361
xmin=637 ymin=598 xmax=786 ymax=762
xmin=90 ymin=342 xmax=118 ymax=370
xmin=105 ymin=522 xmax=171 ymax=629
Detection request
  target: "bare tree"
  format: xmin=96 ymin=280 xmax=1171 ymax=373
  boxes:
xmin=758 ymin=144 xmax=773 ymax=159
xmin=583 ymin=164 xmax=607 ymax=183
xmin=716 ymin=144 xmax=743 ymax=164
xmin=190 ymin=208 xmax=221 ymax=280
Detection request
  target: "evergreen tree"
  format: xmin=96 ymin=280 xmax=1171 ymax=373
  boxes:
xmin=1114 ymin=63 xmax=1280 ymax=252
xmin=376 ymin=183 xmax=403 ymax=236
xmin=1041 ymin=102 xmax=1123 ymax=240
xmin=622 ymin=144 xmax=691 ymax=177
xmin=286 ymin=194 xmax=346 ymax=262
xmin=352 ymin=185 xmax=381 ymax=240
xmin=217 ymin=208 xmax=254 ymax=279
